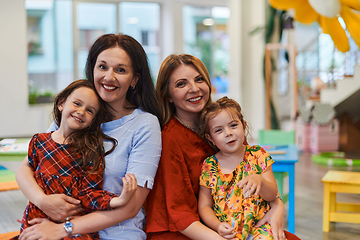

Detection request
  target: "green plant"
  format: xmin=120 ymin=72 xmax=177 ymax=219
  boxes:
xmin=28 ymin=89 xmax=38 ymax=105
xmin=28 ymin=41 xmax=43 ymax=55
xmin=29 ymin=87 xmax=56 ymax=105
xmin=40 ymin=91 xmax=54 ymax=97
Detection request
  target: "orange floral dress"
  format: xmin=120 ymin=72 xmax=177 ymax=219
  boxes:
xmin=199 ymin=145 xmax=278 ymax=240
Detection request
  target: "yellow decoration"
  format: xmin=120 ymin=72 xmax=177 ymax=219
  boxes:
xmin=269 ymin=0 xmax=360 ymax=52
xmin=309 ymin=0 xmax=341 ymax=17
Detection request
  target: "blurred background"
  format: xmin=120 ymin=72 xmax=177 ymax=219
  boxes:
xmin=1 ymin=1 xmax=360 ymax=238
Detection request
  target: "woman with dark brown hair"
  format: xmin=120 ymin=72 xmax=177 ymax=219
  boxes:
xmin=16 ymin=34 xmax=162 ymax=240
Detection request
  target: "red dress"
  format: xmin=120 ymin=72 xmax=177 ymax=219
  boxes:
xmin=145 ymin=117 xmax=215 ymax=239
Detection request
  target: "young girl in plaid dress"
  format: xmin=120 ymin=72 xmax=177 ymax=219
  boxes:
xmin=16 ymin=80 xmax=137 ymax=239
xmin=198 ymin=97 xmax=283 ymax=240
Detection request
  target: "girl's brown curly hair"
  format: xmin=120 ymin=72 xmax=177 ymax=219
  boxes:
xmin=200 ymin=96 xmax=249 ymax=150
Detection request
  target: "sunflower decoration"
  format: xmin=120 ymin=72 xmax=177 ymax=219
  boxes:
xmin=268 ymin=0 xmax=360 ymax=52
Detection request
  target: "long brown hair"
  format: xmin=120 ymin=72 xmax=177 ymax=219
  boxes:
xmin=200 ymin=96 xmax=249 ymax=150
xmin=53 ymin=80 xmax=117 ymax=173
xmin=155 ymin=54 xmax=212 ymax=127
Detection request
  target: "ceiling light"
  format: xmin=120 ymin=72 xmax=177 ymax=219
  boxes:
xmin=203 ymin=18 xmax=214 ymax=26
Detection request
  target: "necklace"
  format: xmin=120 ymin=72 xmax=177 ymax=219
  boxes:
xmin=174 ymin=114 xmax=199 ymax=133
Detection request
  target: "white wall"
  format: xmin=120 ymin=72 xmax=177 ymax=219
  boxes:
xmin=228 ymin=0 xmax=266 ymax=142
xmin=0 ymin=0 xmax=53 ymax=138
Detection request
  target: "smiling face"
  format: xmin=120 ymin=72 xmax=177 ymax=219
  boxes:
xmin=206 ymin=109 xmax=245 ymax=155
xmin=58 ymin=87 xmax=100 ymax=135
xmin=168 ymin=64 xmax=210 ymax=120
xmin=93 ymin=47 xmax=139 ymax=110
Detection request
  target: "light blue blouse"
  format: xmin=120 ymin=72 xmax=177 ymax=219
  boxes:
xmin=48 ymin=108 xmax=162 ymax=239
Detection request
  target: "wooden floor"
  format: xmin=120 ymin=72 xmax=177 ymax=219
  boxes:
xmin=1 ymin=152 xmax=360 ymax=239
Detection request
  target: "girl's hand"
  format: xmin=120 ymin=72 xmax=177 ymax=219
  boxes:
xmin=236 ymin=174 xmax=262 ymax=198
xmin=217 ymin=222 xmax=236 ymax=239
xmin=254 ymin=198 xmax=285 ymax=240
xmin=121 ymin=173 xmax=137 ymax=197
xmin=19 ymin=218 xmax=67 ymax=240
xmin=110 ymin=173 xmax=137 ymax=208
xmin=39 ymin=194 xmax=83 ymax=222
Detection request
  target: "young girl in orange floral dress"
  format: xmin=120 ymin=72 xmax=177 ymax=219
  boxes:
xmin=198 ymin=96 xmax=285 ymax=240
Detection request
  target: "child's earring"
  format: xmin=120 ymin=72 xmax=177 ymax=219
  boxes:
xmin=132 ymin=85 xmax=135 ymax=89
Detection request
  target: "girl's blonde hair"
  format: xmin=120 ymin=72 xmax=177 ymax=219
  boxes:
xmin=155 ymin=54 xmax=212 ymax=127
xmin=201 ymin=96 xmax=249 ymax=149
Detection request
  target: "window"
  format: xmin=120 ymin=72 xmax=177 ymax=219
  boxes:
xmin=75 ymin=2 xmax=117 ymax=79
xmin=183 ymin=5 xmax=230 ymax=99
xmin=295 ymin=20 xmax=360 ymax=108
xmin=27 ymin=16 xmax=43 ymax=55
xmin=27 ymin=0 xmax=73 ymax=104
xmin=120 ymin=2 xmax=160 ymax=81
xmin=141 ymin=30 xmax=157 ymax=47
xmin=79 ymin=29 xmax=106 ymax=50
xmin=26 ymin=0 xmax=160 ymax=104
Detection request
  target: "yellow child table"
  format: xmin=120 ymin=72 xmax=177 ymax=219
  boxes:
xmin=322 ymin=170 xmax=360 ymax=231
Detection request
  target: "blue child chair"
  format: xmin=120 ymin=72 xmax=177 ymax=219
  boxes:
xmin=258 ymin=129 xmax=295 ymax=203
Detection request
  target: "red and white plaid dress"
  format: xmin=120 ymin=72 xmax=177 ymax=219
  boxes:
xmin=20 ymin=132 xmax=116 ymax=239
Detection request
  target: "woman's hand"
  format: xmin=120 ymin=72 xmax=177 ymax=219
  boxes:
xmin=254 ymin=198 xmax=285 ymax=240
xmin=39 ymin=194 xmax=83 ymax=222
xmin=19 ymin=218 xmax=67 ymax=240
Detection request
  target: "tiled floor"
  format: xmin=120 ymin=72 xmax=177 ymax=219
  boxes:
xmin=1 ymin=152 xmax=360 ymax=239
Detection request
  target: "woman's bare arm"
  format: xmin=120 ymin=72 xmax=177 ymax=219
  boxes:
xmin=73 ymin=185 xmax=148 ymax=232
xmin=20 ymin=185 xmax=150 ymax=240
xmin=180 ymin=221 xmax=228 ymax=240
xmin=254 ymin=195 xmax=285 ymax=240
